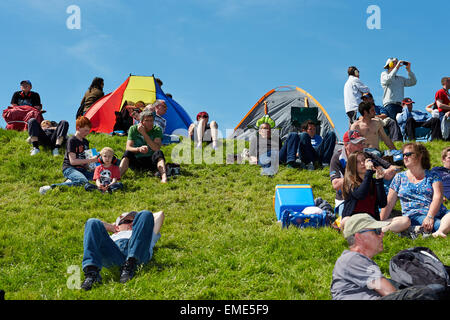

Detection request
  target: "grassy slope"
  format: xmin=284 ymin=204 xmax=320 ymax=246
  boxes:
xmin=0 ymin=129 xmax=448 ymax=300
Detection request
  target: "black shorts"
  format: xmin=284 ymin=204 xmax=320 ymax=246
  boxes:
xmin=122 ymin=150 xmax=165 ymax=171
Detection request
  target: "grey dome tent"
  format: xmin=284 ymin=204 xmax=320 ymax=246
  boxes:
xmin=230 ymin=85 xmax=337 ymax=141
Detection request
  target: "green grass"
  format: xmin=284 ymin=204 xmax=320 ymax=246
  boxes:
xmin=0 ymin=129 xmax=448 ymax=300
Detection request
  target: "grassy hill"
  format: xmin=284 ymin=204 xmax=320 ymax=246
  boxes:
xmin=0 ymin=128 xmax=448 ymax=300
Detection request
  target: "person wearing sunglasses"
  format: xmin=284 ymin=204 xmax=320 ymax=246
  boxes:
xmin=381 ymin=143 xmax=450 ymax=238
xmin=331 ymin=213 xmax=397 ymax=299
xmin=188 ymin=111 xmax=219 ymax=150
xmin=331 ymin=214 xmax=444 ymax=300
xmin=80 ymin=210 xmax=165 ymax=290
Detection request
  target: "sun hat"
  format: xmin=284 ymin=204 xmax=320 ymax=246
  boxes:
xmin=343 ymin=213 xmax=391 ymax=238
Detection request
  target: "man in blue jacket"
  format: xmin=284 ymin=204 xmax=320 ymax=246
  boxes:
xmin=396 ymin=98 xmax=442 ymax=141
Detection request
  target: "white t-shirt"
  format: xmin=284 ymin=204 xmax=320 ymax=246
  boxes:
xmin=110 ymin=231 xmax=161 ymax=259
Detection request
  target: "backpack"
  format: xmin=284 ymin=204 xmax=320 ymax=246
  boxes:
xmin=2 ymin=105 xmax=43 ymax=131
xmin=389 ymin=247 xmax=450 ymax=288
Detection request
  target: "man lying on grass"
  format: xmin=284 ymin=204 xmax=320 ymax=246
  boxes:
xmin=81 ymin=210 xmax=164 ymax=290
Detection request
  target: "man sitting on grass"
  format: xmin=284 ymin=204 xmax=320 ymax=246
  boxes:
xmin=331 ymin=214 xmax=445 ymax=300
xmin=81 ymin=210 xmax=164 ymax=290
xmin=351 ymin=100 xmax=397 ymax=156
xmin=119 ymin=110 xmax=168 ymax=183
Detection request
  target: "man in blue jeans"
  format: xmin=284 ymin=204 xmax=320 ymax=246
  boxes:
xmin=279 ymin=120 xmax=337 ymax=170
xmin=81 ymin=210 xmax=165 ymax=290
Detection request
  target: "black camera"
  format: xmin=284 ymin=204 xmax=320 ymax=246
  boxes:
xmin=364 ymin=152 xmax=390 ymax=169
xmin=402 ymin=61 xmax=409 ymax=66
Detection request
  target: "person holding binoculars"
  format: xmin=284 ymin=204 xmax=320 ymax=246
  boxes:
xmin=380 ymin=58 xmax=417 ymax=122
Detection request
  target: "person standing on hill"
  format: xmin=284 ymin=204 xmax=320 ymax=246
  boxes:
xmin=76 ymin=77 xmax=104 ymax=118
xmin=380 ymin=58 xmax=417 ymax=121
xmin=344 ymin=66 xmax=370 ymax=125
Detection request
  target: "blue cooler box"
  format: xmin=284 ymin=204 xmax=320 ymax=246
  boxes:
xmin=273 ymin=184 xmax=315 ymax=220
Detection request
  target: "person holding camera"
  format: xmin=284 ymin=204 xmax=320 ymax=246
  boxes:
xmin=380 ymin=58 xmax=417 ymax=121
xmin=340 ymin=151 xmax=410 ymax=232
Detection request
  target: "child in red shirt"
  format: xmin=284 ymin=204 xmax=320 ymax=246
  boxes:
xmin=85 ymin=147 xmax=123 ymax=193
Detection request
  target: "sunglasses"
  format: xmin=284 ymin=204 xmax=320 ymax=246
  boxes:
xmin=402 ymin=152 xmax=415 ymax=158
xmin=358 ymin=228 xmax=382 ymax=235
xmin=118 ymin=219 xmax=134 ymax=226
xmin=200 ymin=115 xmax=209 ymax=119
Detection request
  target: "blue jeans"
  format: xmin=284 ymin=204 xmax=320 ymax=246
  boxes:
xmin=297 ymin=131 xmax=336 ymax=164
xmin=279 ymin=132 xmax=300 ymax=164
xmin=384 ymin=103 xmax=403 ymax=121
xmin=51 ymin=167 xmax=94 ymax=188
xmin=82 ymin=210 xmax=155 ymax=271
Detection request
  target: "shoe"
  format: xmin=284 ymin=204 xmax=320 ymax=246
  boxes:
xmin=81 ymin=267 xmax=102 ymax=291
xmin=39 ymin=185 xmax=51 ymax=195
xmin=306 ymin=162 xmax=315 ymax=171
xmin=52 ymin=148 xmax=59 ymax=156
xmin=119 ymin=257 xmax=137 ymax=283
xmin=30 ymin=147 xmax=40 ymax=156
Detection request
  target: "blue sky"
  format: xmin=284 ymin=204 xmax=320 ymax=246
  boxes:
xmin=1 ymin=0 xmax=449 ymax=139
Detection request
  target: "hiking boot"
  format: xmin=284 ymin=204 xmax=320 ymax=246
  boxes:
xmin=39 ymin=185 xmax=52 ymax=195
xmin=81 ymin=267 xmax=102 ymax=291
xmin=30 ymin=147 xmax=40 ymax=156
xmin=119 ymin=257 xmax=137 ymax=284
xmin=52 ymin=148 xmax=59 ymax=156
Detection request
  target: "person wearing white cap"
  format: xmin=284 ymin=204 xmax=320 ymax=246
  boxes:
xmin=80 ymin=210 xmax=165 ymax=290
xmin=380 ymin=58 xmax=417 ymax=121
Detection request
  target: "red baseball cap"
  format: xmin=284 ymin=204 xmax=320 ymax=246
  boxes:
xmin=402 ymin=97 xmax=415 ymax=105
xmin=196 ymin=111 xmax=209 ymax=121
xmin=343 ymin=130 xmax=366 ymax=144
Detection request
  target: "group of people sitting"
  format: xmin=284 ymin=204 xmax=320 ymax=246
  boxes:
xmin=5 ymin=71 xmax=450 ymax=296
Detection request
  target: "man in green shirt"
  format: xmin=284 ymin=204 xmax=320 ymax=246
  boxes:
xmin=119 ymin=110 xmax=168 ymax=183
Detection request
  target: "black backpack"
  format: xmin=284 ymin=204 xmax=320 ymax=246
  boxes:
xmin=389 ymin=247 xmax=450 ymax=288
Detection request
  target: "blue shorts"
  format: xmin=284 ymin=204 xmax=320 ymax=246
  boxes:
xmin=408 ymin=210 xmax=448 ymax=232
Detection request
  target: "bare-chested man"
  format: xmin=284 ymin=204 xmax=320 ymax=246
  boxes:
xmin=351 ymin=100 xmax=397 ymax=151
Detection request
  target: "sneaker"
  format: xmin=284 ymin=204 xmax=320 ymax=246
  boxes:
xmin=306 ymin=162 xmax=315 ymax=171
xmin=81 ymin=267 xmax=102 ymax=291
xmin=52 ymin=148 xmax=59 ymax=156
xmin=39 ymin=185 xmax=51 ymax=195
xmin=119 ymin=257 xmax=137 ymax=284
xmin=30 ymin=147 xmax=40 ymax=156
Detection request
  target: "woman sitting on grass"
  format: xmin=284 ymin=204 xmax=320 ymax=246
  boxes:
xmin=39 ymin=116 xmax=98 ymax=194
xmin=341 ymin=151 xmax=410 ymax=233
xmin=381 ymin=142 xmax=450 ymax=238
